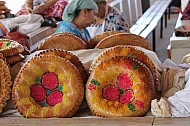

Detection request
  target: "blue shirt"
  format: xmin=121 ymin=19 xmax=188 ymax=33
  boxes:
xmin=56 ymin=21 xmax=91 ymax=41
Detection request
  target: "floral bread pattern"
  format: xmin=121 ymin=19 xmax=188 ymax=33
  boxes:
xmin=37 ymin=49 xmax=87 ymax=83
xmin=90 ymin=45 xmax=157 ymax=98
xmin=30 ymin=71 xmax=63 ymax=106
xmin=12 ymin=55 xmax=84 ymax=118
xmin=86 ymin=56 xmax=154 ymax=117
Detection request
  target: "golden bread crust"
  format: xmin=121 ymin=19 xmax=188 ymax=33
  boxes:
xmin=37 ymin=49 xmax=87 ymax=83
xmin=6 ymin=54 xmax=25 ymax=65
xmin=0 ymin=54 xmax=12 ymax=113
xmin=89 ymin=31 xmax=123 ymax=48
xmin=37 ymin=32 xmax=87 ymax=51
xmin=12 ymin=55 xmax=84 ymax=118
xmin=86 ymin=56 xmax=154 ymax=117
xmin=0 ymin=39 xmax=24 ymax=57
xmin=95 ymin=33 xmax=150 ymax=50
xmin=90 ymin=45 xmax=158 ymax=98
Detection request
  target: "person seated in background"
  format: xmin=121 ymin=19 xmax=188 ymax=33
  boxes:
xmin=87 ymin=0 xmax=130 ymax=38
xmin=16 ymin=0 xmax=68 ymax=20
xmin=56 ymin=0 xmax=98 ymax=41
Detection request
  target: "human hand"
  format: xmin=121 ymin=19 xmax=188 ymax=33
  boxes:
xmin=33 ymin=5 xmax=45 ymax=14
xmin=26 ymin=7 xmax=33 ymax=13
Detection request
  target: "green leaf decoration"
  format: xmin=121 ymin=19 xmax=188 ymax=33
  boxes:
xmin=129 ymin=53 xmax=136 ymax=58
xmin=128 ymin=103 xmax=135 ymax=112
xmin=41 ymin=101 xmax=47 ymax=107
xmin=35 ymin=77 xmax=41 ymax=82
xmin=133 ymin=64 xmax=140 ymax=70
xmin=58 ymin=85 xmax=63 ymax=91
xmin=46 ymin=89 xmax=51 ymax=95
xmin=119 ymin=89 xmax=125 ymax=94
xmin=6 ymin=42 xmax=11 ymax=46
xmin=91 ymin=79 xmax=100 ymax=86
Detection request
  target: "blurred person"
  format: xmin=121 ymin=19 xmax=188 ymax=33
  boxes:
xmin=16 ymin=0 xmax=68 ymax=20
xmin=87 ymin=0 xmax=130 ymax=38
xmin=56 ymin=0 xmax=98 ymax=41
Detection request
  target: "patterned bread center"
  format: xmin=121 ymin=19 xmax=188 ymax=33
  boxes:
xmin=30 ymin=71 xmax=63 ymax=107
xmin=87 ymin=57 xmax=153 ymax=117
xmin=0 ymin=41 xmax=16 ymax=50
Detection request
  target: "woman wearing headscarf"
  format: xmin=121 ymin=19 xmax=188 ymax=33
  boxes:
xmin=87 ymin=0 xmax=130 ymax=38
xmin=56 ymin=0 xmax=98 ymax=41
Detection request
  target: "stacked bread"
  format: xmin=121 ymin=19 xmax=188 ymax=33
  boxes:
xmin=86 ymin=45 xmax=158 ymax=117
xmin=0 ymin=38 xmax=25 ymax=65
xmin=0 ymin=1 xmax=11 ymax=19
xmin=0 ymin=53 xmax=12 ymax=113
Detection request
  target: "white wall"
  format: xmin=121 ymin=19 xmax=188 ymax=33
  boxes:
xmin=4 ymin=0 xmax=25 ymax=14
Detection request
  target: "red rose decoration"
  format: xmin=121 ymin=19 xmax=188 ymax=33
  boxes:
xmin=47 ymin=91 xmax=63 ymax=106
xmin=120 ymin=89 xmax=134 ymax=104
xmin=42 ymin=72 xmax=58 ymax=90
xmin=102 ymin=85 xmax=120 ymax=101
xmin=88 ymin=83 xmax=97 ymax=90
xmin=30 ymin=84 xmax=46 ymax=102
xmin=118 ymin=73 xmax=132 ymax=90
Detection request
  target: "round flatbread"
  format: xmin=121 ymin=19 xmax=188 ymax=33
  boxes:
xmin=90 ymin=45 xmax=158 ymax=98
xmin=86 ymin=56 xmax=154 ymax=117
xmin=51 ymin=32 xmax=91 ymax=48
xmin=95 ymin=33 xmax=150 ymax=50
xmin=89 ymin=31 xmax=123 ymax=48
xmin=6 ymin=53 xmax=25 ymax=65
xmin=0 ymin=38 xmax=24 ymax=57
xmin=0 ymin=54 xmax=12 ymax=113
xmin=37 ymin=32 xmax=87 ymax=51
xmin=12 ymin=55 xmax=84 ymax=118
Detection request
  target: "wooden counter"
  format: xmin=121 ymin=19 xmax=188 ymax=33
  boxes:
xmin=0 ymin=116 xmax=190 ymax=126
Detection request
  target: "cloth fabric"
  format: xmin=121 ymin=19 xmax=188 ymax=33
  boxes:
xmin=168 ymin=76 xmax=190 ymax=117
xmin=2 ymin=14 xmax=43 ymax=34
xmin=87 ymin=6 xmax=130 ymax=38
xmin=8 ymin=32 xmax=30 ymax=49
xmin=86 ymin=21 xmax=104 ymax=38
xmin=16 ymin=0 xmax=68 ymax=18
xmin=62 ymin=0 xmax=98 ymax=22
xmin=151 ymin=98 xmax=171 ymax=117
xmin=161 ymin=66 xmax=186 ymax=98
xmin=56 ymin=21 xmax=91 ymax=41
xmin=185 ymin=68 xmax=190 ymax=82
xmin=181 ymin=53 xmax=190 ymax=64
xmin=0 ymin=21 xmax=9 ymax=37
xmin=181 ymin=1 xmax=190 ymax=20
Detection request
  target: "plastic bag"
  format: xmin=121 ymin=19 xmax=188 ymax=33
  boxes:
xmin=0 ymin=21 xmax=10 ymax=37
